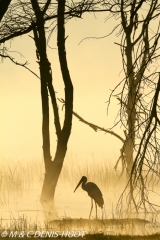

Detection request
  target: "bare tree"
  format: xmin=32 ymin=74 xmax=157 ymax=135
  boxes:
xmin=0 ymin=0 xmax=108 ymax=215
xmin=128 ymin=76 xmax=160 ymax=213
xmin=60 ymin=0 xmax=160 ymax=214
xmin=12 ymin=0 xmax=73 ymax=214
xmin=111 ymin=0 xmax=160 ymax=213
xmin=71 ymin=0 xmax=160 ymax=180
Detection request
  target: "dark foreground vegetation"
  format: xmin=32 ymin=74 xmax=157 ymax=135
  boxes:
xmin=84 ymin=233 xmax=160 ymax=240
xmin=1 ymin=233 xmax=160 ymax=240
xmin=1 ymin=218 xmax=159 ymax=240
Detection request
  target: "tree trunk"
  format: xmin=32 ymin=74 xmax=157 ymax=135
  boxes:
xmin=123 ymin=33 xmax=136 ymax=175
xmin=120 ymin=4 xmax=138 ymax=175
xmin=31 ymin=0 xmax=73 ymax=217
xmin=40 ymin=143 xmax=67 ymax=217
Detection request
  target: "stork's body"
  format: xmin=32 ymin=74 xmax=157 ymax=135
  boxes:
xmin=74 ymin=176 xmax=104 ymax=219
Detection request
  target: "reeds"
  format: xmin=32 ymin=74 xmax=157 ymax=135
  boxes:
xmin=1 ymin=154 xmax=159 ymax=236
xmin=59 ymin=153 xmax=125 ymax=190
xmin=0 ymin=158 xmax=43 ymax=208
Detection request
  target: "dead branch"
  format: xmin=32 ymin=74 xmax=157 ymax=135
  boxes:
xmin=72 ymin=110 xmax=125 ymax=143
xmin=0 ymin=52 xmax=40 ymax=78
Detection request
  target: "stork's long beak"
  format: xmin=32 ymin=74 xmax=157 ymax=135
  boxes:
xmin=74 ymin=177 xmax=83 ymax=192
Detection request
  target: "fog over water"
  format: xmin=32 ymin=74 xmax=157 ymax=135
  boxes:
xmin=1 ymin=3 xmax=160 ymax=237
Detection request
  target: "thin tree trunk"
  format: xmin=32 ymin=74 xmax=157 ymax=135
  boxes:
xmin=120 ymin=1 xmax=137 ymax=175
xmin=40 ymin=0 xmax=73 ymax=211
xmin=124 ymin=34 xmax=136 ymax=175
xmin=31 ymin=0 xmax=73 ymax=213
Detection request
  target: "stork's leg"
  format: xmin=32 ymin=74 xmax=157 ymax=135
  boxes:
xmin=89 ymin=198 xmax=93 ymax=219
xmin=94 ymin=201 xmax=97 ymax=219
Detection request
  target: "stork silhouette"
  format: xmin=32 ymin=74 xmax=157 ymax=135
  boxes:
xmin=74 ymin=176 xmax=104 ymax=219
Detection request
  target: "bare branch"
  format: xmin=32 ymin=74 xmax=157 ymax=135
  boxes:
xmin=73 ymin=110 xmax=125 ymax=143
xmin=0 ymin=53 xmax=40 ymax=78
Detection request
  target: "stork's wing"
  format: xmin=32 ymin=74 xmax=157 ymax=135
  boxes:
xmin=85 ymin=182 xmax=104 ymax=208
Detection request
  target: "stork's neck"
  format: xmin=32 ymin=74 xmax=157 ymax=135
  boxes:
xmin=82 ymin=181 xmax=87 ymax=191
